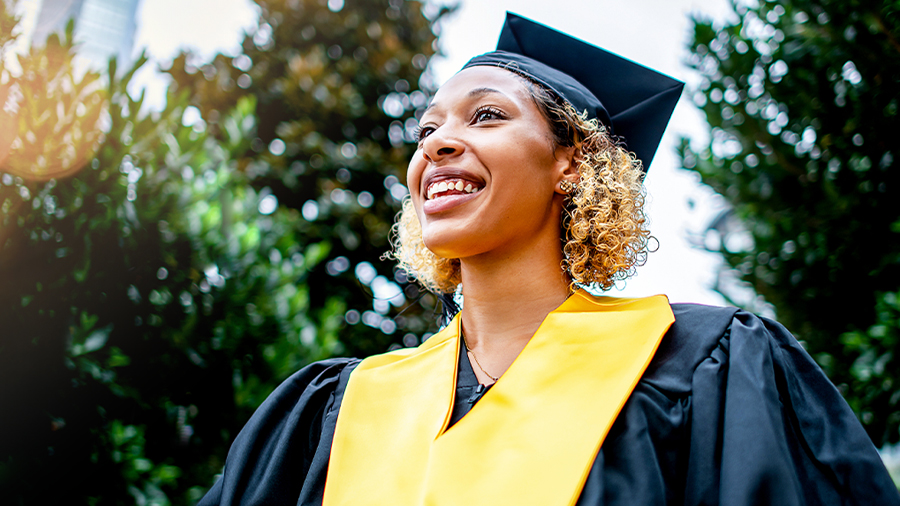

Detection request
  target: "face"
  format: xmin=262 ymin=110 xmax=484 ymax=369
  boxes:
xmin=407 ymin=66 xmax=574 ymax=262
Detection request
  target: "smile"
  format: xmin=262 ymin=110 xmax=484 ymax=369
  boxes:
xmin=426 ymin=178 xmax=484 ymax=200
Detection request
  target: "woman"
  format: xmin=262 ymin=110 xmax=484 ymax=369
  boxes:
xmin=200 ymin=13 xmax=899 ymax=506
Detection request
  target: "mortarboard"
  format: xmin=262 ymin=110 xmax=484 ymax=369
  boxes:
xmin=462 ymin=12 xmax=684 ymax=173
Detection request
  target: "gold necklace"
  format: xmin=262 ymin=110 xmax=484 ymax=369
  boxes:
xmin=459 ymin=291 xmax=574 ymax=384
xmin=461 ymin=332 xmax=499 ymax=383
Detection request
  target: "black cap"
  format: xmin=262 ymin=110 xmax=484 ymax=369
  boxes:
xmin=462 ymin=12 xmax=684 ymax=173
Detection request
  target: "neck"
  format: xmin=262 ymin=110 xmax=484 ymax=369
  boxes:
xmin=457 ymin=241 xmax=571 ymax=380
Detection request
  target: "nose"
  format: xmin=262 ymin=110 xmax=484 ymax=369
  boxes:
xmin=421 ymin=128 xmax=464 ymax=163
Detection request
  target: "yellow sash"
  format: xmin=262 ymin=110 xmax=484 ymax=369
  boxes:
xmin=324 ymin=291 xmax=674 ymax=506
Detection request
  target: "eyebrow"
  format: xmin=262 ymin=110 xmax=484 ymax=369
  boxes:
xmin=423 ymin=87 xmax=509 ymax=115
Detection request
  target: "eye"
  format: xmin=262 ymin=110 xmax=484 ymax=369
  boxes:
xmin=415 ymin=125 xmax=435 ymax=143
xmin=473 ymin=106 xmax=505 ymax=124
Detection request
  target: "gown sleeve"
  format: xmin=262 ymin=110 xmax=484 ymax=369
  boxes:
xmin=197 ymin=357 xmax=359 ymax=506
xmin=578 ymin=305 xmax=899 ymax=506
xmin=685 ymin=310 xmax=899 ymax=506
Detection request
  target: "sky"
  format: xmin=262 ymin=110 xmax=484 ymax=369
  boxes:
xmin=20 ymin=0 xmax=738 ymax=305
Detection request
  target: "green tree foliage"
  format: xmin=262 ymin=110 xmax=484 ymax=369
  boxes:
xmin=0 ymin=0 xmax=445 ymax=503
xmin=166 ymin=0 xmax=449 ymax=358
xmin=682 ymin=0 xmax=900 ymax=445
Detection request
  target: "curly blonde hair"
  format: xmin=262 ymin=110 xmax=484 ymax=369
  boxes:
xmin=389 ymin=74 xmax=650 ymax=295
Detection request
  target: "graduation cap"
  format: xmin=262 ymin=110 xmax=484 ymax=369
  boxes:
xmin=462 ymin=12 xmax=684 ymax=173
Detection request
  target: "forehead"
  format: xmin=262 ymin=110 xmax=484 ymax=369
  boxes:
xmin=427 ymin=66 xmax=533 ymax=112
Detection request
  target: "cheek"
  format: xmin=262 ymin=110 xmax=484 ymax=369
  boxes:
xmin=494 ymin=134 xmax=560 ymax=186
xmin=406 ymin=155 xmax=426 ymax=199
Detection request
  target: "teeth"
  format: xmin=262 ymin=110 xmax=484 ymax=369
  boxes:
xmin=426 ymin=179 xmax=483 ymax=200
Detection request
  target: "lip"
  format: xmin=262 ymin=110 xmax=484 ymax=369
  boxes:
xmin=422 ymin=190 xmax=483 ymax=214
xmin=419 ymin=167 xmax=486 ymax=215
xmin=421 ymin=167 xmax=485 ymax=195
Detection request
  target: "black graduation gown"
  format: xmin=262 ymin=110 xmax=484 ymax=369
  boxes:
xmin=197 ymin=304 xmax=900 ymax=505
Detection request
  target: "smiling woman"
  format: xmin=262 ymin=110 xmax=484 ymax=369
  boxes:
xmin=394 ymin=66 xmax=648 ymax=297
xmin=198 ymin=13 xmax=900 ymax=506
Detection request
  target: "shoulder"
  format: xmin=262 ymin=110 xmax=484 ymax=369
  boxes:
xmin=643 ymin=302 xmax=835 ymax=399
xmin=354 ymin=324 xmax=458 ymax=372
xmin=241 ymin=357 xmax=361 ymax=437
xmin=633 ymin=305 xmax=900 ymax=504
xmin=266 ymin=357 xmax=360 ymax=402
xmin=197 ymin=358 xmax=360 ymax=506
xmin=642 ymin=303 xmax=774 ymax=394
xmin=662 ymin=303 xmax=741 ymax=361
xmin=278 ymin=357 xmax=360 ymax=390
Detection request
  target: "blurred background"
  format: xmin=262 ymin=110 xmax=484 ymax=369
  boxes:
xmin=0 ymin=0 xmax=898 ymax=502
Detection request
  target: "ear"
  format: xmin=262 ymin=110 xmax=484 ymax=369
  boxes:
xmin=553 ymin=145 xmax=580 ymax=195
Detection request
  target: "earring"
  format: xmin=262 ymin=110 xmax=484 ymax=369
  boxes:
xmin=559 ymin=180 xmax=576 ymax=194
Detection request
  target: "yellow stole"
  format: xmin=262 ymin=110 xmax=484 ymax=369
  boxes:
xmin=323 ymin=291 xmax=674 ymax=506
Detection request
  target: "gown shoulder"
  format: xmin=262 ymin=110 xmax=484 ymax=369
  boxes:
xmin=581 ymin=303 xmax=900 ymax=505
xmin=197 ymin=357 xmax=359 ymax=506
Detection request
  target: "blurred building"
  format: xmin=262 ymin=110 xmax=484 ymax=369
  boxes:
xmin=22 ymin=0 xmax=140 ymax=71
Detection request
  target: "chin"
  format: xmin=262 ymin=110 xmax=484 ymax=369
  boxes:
xmin=421 ymin=227 xmax=487 ymax=261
